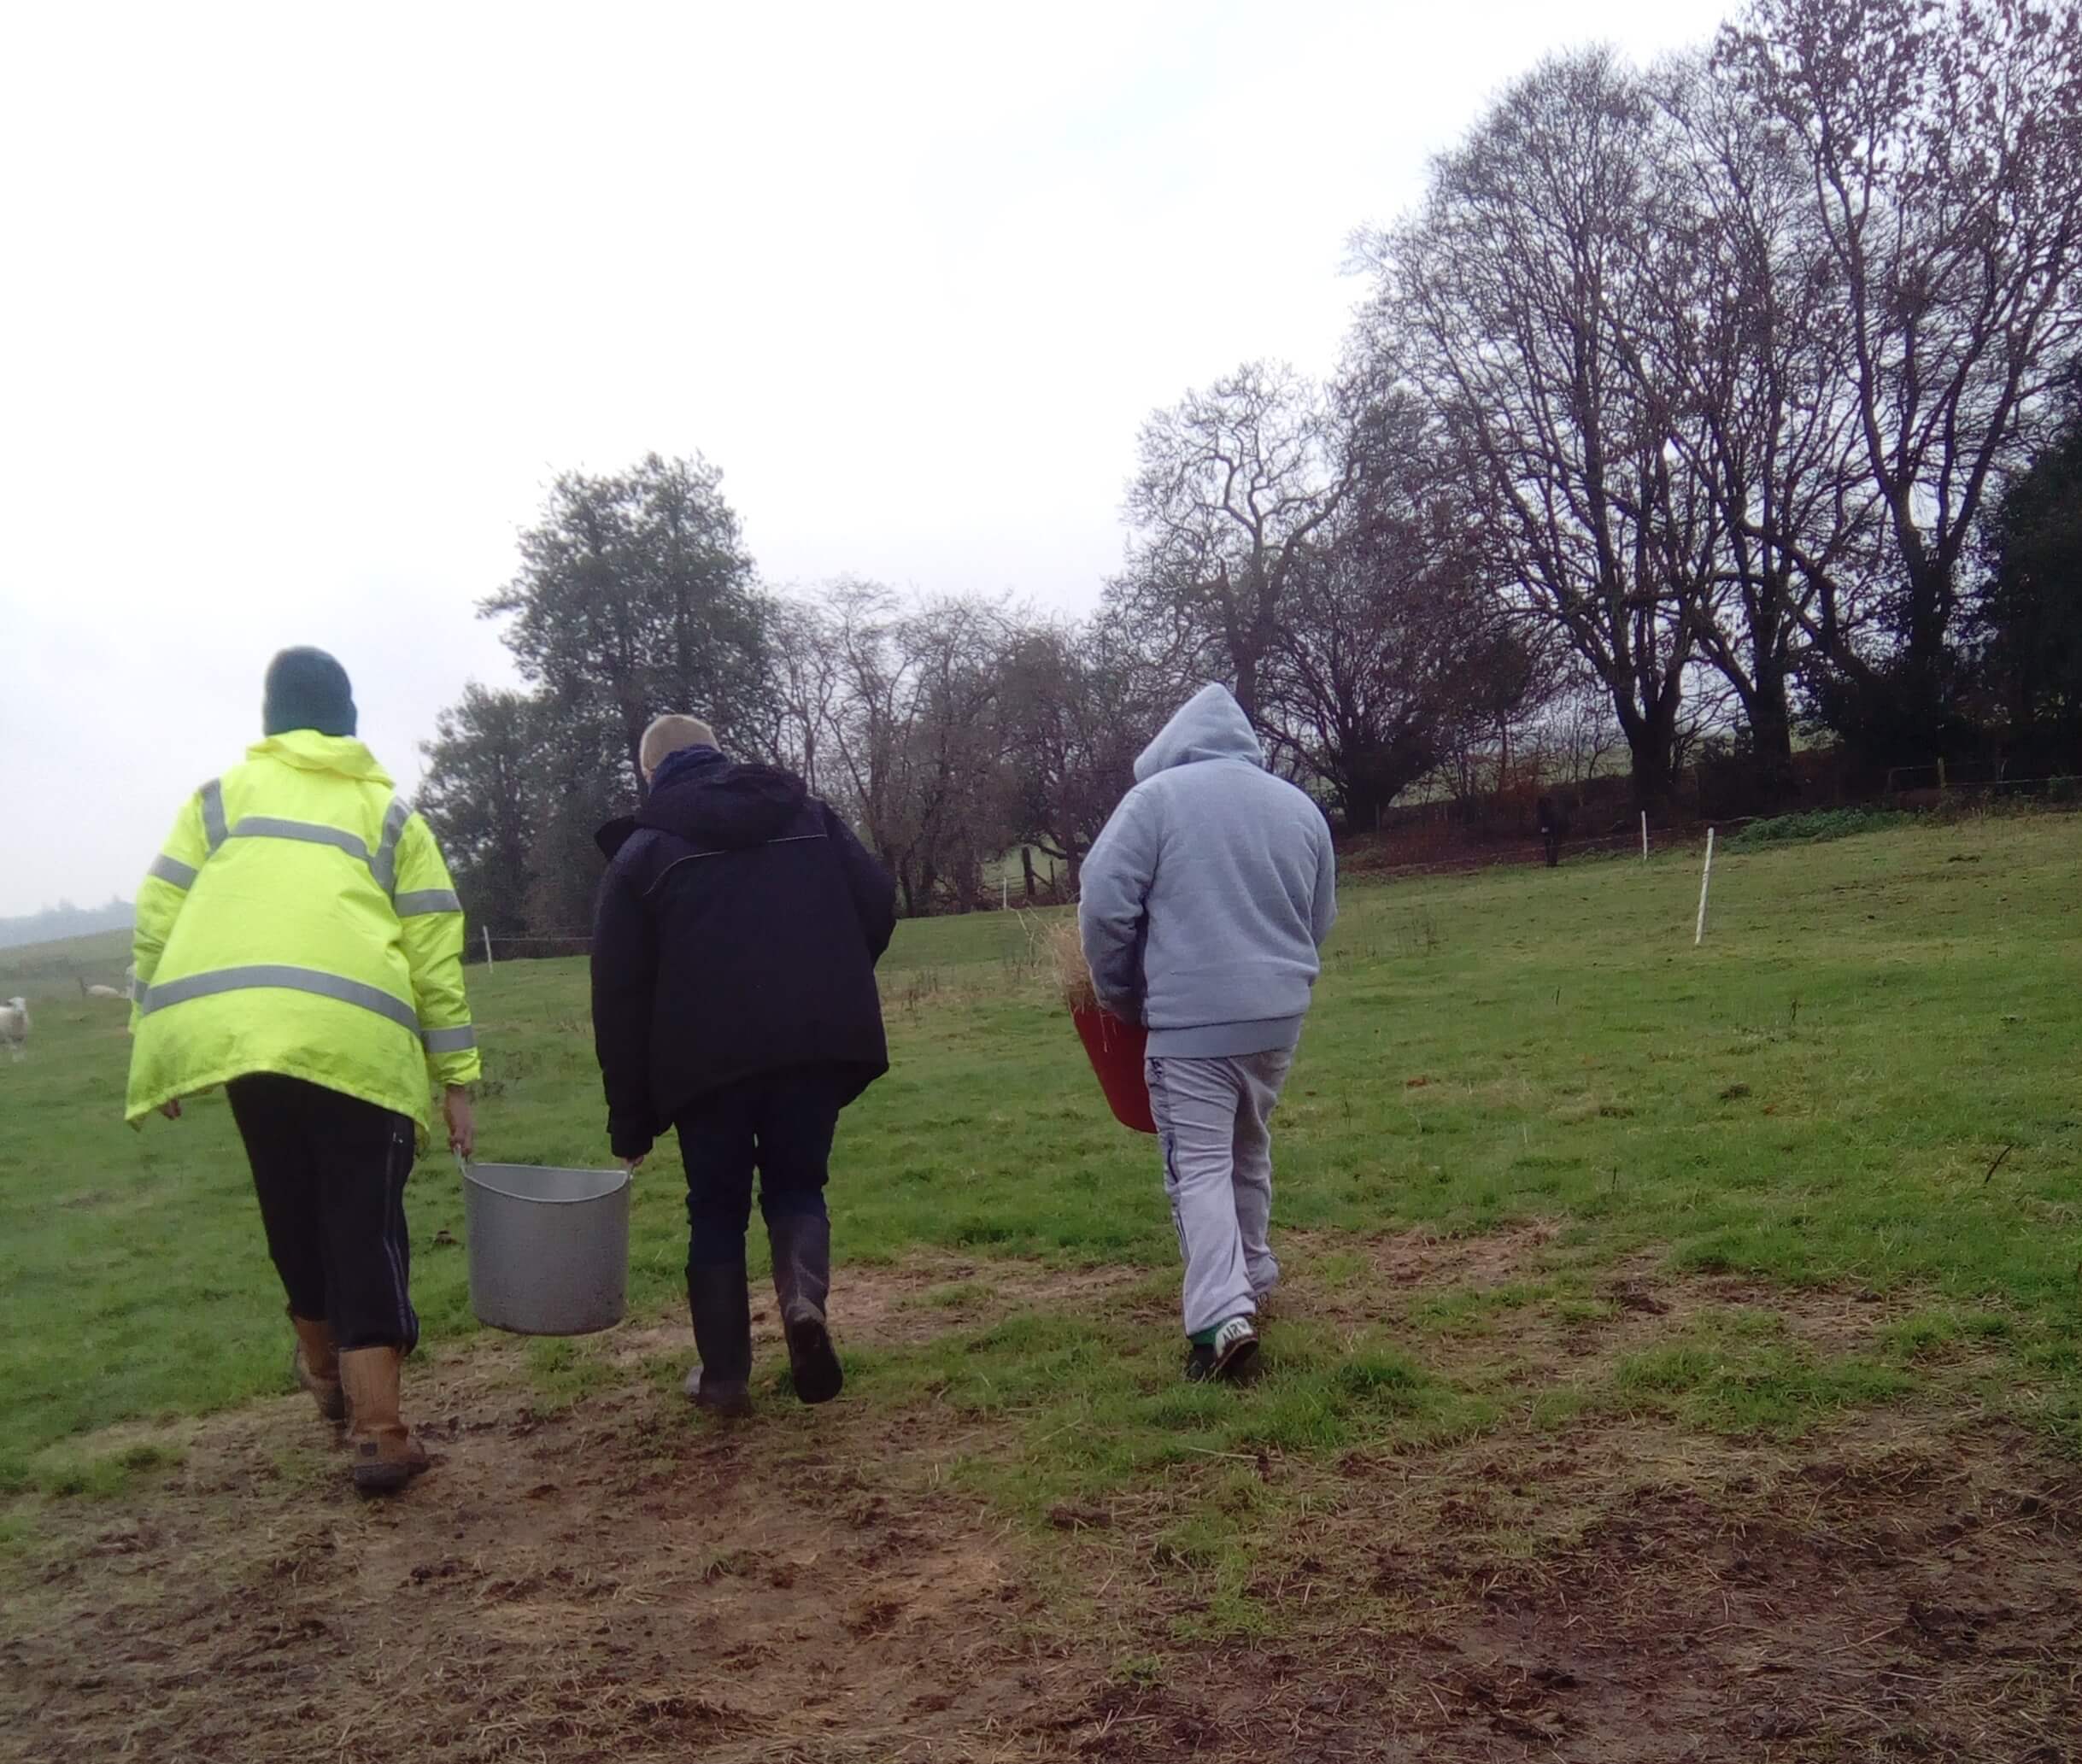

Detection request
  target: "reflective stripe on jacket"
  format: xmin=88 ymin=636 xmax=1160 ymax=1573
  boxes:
xmin=126 ymin=730 xmax=480 ymax=1127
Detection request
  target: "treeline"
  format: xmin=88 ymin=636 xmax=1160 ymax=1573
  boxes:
xmin=422 ymin=0 xmax=2082 ymax=933
xmin=0 ymin=899 xmax=134 ymax=952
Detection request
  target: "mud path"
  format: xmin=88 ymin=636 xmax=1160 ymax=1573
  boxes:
xmin=6 ymin=1242 xmax=2077 ymax=1763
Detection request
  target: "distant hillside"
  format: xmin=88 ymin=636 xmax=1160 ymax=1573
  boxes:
xmin=0 ymin=927 xmax=133 ymax=999
xmin=0 ymin=900 xmax=135 ymax=951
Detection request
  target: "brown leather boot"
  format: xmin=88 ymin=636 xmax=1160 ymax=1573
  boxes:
xmin=290 ymin=1315 xmax=347 ymax=1423
xmin=338 ymin=1346 xmax=430 ymax=1495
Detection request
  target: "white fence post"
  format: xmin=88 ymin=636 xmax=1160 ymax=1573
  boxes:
xmin=1641 ymin=810 xmax=1649 ymax=863
xmin=482 ymin=926 xmax=495 ymax=971
xmin=1694 ymin=829 xmax=1716 ymax=946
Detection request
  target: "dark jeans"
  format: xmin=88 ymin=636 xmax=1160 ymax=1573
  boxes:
xmin=226 ymin=1073 xmax=419 ymax=1352
xmin=675 ymin=1070 xmax=843 ymax=1265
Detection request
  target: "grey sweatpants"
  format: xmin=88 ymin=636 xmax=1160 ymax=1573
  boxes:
xmin=1145 ymin=1051 xmax=1293 ymax=1338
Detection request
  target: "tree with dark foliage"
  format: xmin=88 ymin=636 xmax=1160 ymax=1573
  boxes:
xmin=481 ymin=454 xmax=775 ymax=801
xmin=1972 ymin=390 xmax=2082 ymax=772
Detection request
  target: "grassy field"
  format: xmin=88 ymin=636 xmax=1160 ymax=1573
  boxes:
xmin=6 ymin=814 xmax=2079 ymax=1481
xmin=4 ymin=814 xmax=2080 ymax=1760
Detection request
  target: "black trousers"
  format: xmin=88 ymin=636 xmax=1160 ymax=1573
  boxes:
xmin=226 ymin=1073 xmax=419 ymax=1353
xmin=675 ymin=1070 xmax=843 ymax=1266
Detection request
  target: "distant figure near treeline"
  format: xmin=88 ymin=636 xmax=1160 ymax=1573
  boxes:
xmin=1536 ymin=796 xmax=1568 ymax=868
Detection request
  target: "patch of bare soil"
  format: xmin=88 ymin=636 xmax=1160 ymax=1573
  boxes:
xmin=1083 ymin=1415 xmax=2082 ymax=1763
xmin=5 ymin=1245 xmax=2078 ymax=1764
xmin=1287 ymin=1218 xmax=1567 ymax=1292
xmin=1 ymin=1367 xmax=1078 ymax=1761
xmin=1287 ymin=1222 xmax=1921 ymax=1365
xmin=601 ymin=1254 xmax=1152 ymax=1371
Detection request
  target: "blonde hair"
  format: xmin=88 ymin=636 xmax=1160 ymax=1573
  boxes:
xmin=640 ymin=713 xmax=718 ymax=773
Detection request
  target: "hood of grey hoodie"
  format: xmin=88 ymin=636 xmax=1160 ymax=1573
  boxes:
xmin=1133 ymin=683 xmax=1263 ymax=782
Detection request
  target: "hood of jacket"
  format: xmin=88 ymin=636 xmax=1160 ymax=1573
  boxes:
xmin=244 ymin=730 xmax=393 ymax=784
xmin=1132 ymin=683 xmax=1264 ymax=783
xmin=595 ymin=749 xmax=809 ymax=859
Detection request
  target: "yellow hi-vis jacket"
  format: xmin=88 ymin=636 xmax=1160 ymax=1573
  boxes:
xmin=126 ymin=731 xmax=481 ymax=1128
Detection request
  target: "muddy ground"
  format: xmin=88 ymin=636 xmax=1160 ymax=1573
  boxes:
xmin=4 ymin=1236 xmax=2078 ymax=1764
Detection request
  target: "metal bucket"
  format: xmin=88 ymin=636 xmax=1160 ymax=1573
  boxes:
xmin=461 ymin=1162 xmax=631 ymax=1336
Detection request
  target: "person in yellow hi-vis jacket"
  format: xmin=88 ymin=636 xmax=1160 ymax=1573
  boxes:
xmin=126 ymin=648 xmax=479 ymax=1497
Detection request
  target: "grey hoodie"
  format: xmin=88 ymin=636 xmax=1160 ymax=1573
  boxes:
xmin=1079 ymin=684 xmax=1337 ymax=1057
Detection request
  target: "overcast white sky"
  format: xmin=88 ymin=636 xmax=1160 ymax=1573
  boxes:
xmin=0 ymin=0 xmax=1728 ymax=919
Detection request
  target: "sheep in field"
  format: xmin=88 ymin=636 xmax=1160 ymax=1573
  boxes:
xmin=1 ymin=999 xmax=26 ymax=1063
xmin=84 ymin=983 xmax=126 ymax=1000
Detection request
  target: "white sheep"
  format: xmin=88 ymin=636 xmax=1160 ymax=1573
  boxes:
xmin=84 ymin=984 xmax=126 ymax=1000
xmin=1 ymin=999 xmax=26 ymax=1063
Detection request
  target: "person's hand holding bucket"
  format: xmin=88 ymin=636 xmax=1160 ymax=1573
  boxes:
xmin=443 ymin=1085 xmax=476 ymax=1160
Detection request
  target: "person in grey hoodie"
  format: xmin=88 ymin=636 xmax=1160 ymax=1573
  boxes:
xmin=1079 ymin=683 xmax=1337 ymax=1381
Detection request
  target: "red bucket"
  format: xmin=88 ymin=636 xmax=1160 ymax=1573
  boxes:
xmin=1071 ymin=1005 xmax=1157 ymax=1134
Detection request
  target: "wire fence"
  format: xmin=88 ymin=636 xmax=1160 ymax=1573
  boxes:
xmin=1880 ymin=765 xmax=2079 ymax=797
xmin=467 ymin=782 xmax=2078 ymax=966
xmin=1346 ymin=829 xmax=1694 ymax=883
xmin=473 ymin=932 xmax=592 ymax=966
xmin=472 ymin=828 xmax=1681 ymax=964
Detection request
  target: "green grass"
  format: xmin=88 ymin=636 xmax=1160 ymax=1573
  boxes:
xmin=24 ymin=1440 xmax=185 ymax=1501
xmin=1725 ymin=806 xmax=1912 ymax=847
xmin=3 ymin=816 xmax=2080 ymax=1503
xmin=1610 ymin=1307 xmax=1920 ymax=1438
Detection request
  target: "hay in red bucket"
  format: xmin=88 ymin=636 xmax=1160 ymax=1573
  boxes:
xmin=1040 ymin=916 xmax=1157 ymax=1135
xmin=1071 ymin=1005 xmax=1157 ymax=1134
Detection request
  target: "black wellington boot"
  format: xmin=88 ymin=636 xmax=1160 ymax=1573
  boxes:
xmin=684 ymin=1260 xmax=754 ymax=1417
xmin=767 ymin=1210 xmax=842 ymax=1404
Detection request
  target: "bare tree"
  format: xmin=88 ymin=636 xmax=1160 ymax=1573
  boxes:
xmin=1360 ymin=50 xmax=1724 ymax=815
xmin=817 ymin=582 xmax=919 ymax=906
xmin=756 ymin=594 xmax=846 ymax=794
xmin=1112 ymin=362 xmax=1354 ymax=724
xmin=899 ymin=597 xmax=1015 ymax=913
xmin=1641 ymin=55 xmax=1875 ymax=802
xmin=1718 ymin=0 xmax=2082 ymax=761
xmin=1264 ymin=390 xmax=1535 ymax=829
xmin=998 ymin=612 xmax=1165 ymax=886
xmin=814 ymin=583 xmax=1017 ymax=916
xmin=1523 ymin=661 xmax=1630 ymax=794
